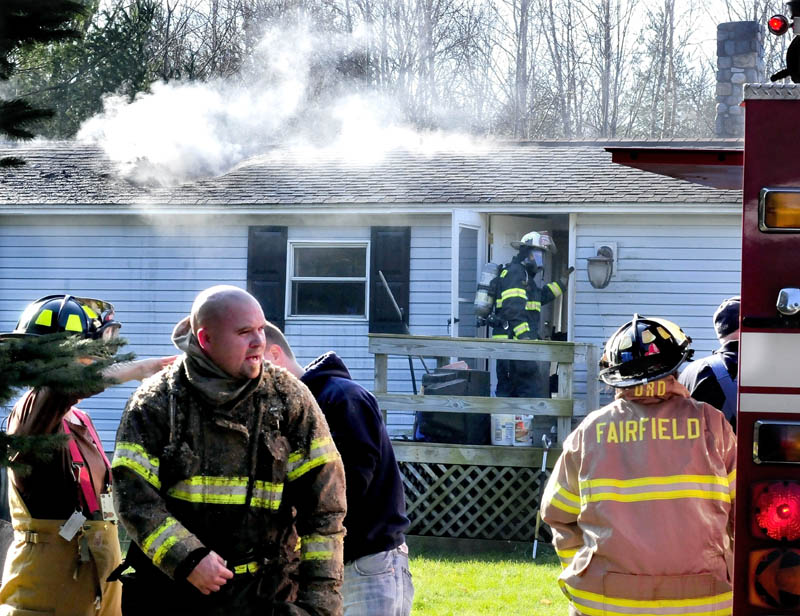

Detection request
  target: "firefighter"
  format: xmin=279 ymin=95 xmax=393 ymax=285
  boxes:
xmin=679 ymin=296 xmax=740 ymax=431
xmin=0 ymin=294 xmax=173 ymax=616
xmin=540 ymin=315 xmax=736 ymax=616
xmin=111 ymin=285 xmax=346 ymax=616
xmin=493 ymin=231 xmax=572 ymax=397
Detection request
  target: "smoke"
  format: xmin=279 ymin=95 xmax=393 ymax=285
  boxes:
xmin=77 ymin=21 xmax=487 ymax=186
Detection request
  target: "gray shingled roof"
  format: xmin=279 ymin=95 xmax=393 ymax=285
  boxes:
xmin=0 ymin=140 xmax=741 ymax=207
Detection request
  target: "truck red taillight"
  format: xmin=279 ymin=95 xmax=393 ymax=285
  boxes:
xmin=754 ymin=481 xmax=800 ymax=541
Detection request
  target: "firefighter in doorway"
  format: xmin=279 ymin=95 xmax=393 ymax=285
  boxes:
xmin=492 ymin=231 xmax=573 ymax=397
xmin=540 ymin=315 xmax=736 ymax=616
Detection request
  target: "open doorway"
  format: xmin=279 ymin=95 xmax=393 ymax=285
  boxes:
xmin=489 ymin=214 xmax=570 ymax=340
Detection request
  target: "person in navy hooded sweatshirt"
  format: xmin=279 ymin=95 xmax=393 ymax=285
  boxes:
xmin=263 ymin=322 xmax=414 ymax=616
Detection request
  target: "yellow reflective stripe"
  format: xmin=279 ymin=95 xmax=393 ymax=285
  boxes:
xmin=152 ymin=536 xmax=178 ymax=567
xmin=556 ymin=547 xmax=576 ymax=569
xmin=34 ymin=309 xmax=53 ymax=327
xmin=287 ymin=437 xmax=340 ymax=482
xmin=583 ymin=490 xmax=730 ymax=504
xmin=581 ymin=474 xmax=730 ymax=489
xmin=251 ymin=480 xmax=283 ymax=510
xmin=500 ymin=269 xmax=508 ymax=278
xmin=513 ymin=322 xmax=530 ymax=337
xmin=300 ymin=534 xmax=340 ymax=562
xmin=492 ymin=334 xmax=509 ymax=339
xmin=167 ymin=475 xmax=248 ymax=504
xmin=549 ymin=482 xmax=581 ymax=515
xmin=556 ymin=483 xmax=580 ymax=504
xmin=525 ymin=301 xmax=541 ymax=311
xmin=728 ymin=470 xmax=736 ymax=499
xmin=548 ymin=282 xmax=563 ymax=297
xmin=580 ymin=475 xmax=731 ymax=504
xmin=565 ymin=583 xmax=733 ymax=611
xmin=496 ymin=297 xmax=503 ymax=308
xmin=64 ymin=313 xmax=83 ymax=332
xmin=500 ymin=288 xmax=527 ymax=301
xmin=82 ymin=304 xmax=98 ymax=318
xmin=142 ymin=516 xmax=192 ymax=566
xmin=233 ymin=561 xmax=260 ymax=574
xmin=112 ymin=442 xmax=161 ymax=489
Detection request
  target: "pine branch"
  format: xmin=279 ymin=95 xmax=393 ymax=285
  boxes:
xmin=0 ymin=333 xmax=134 ymax=408
xmin=0 ymin=98 xmax=54 ymax=140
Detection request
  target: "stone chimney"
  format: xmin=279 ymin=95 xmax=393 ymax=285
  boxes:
xmin=715 ymin=21 xmax=765 ymax=137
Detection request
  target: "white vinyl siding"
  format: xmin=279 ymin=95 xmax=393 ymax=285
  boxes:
xmin=572 ymin=213 xmax=742 ymax=415
xmin=1 ymin=214 xmax=450 ymax=445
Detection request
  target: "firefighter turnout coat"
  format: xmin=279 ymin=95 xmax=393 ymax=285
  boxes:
xmin=541 ymin=376 xmax=736 ymax=616
xmin=112 ymin=358 xmax=346 ymax=615
xmin=491 ymin=258 xmax=563 ymax=341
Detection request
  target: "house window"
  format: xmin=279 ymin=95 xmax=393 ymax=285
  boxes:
xmin=288 ymin=243 xmax=369 ymax=317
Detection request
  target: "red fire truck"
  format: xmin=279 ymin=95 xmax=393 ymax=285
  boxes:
xmin=607 ymin=23 xmax=800 ymax=615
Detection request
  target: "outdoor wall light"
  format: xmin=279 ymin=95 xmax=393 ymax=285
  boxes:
xmin=587 ymin=245 xmax=615 ymax=289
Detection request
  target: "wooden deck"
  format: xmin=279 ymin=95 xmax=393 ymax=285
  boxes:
xmin=370 ymin=334 xmax=599 ymax=547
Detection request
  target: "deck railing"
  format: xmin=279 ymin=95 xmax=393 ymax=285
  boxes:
xmin=369 ymin=333 xmax=600 ymax=549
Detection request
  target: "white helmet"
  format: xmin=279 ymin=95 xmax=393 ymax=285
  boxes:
xmin=511 ymin=230 xmax=556 ymax=253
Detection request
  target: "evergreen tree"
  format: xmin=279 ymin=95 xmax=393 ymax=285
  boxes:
xmin=0 ymin=0 xmax=87 ymax=166
xmin=0 ymin=333 xmax=133 ymax=472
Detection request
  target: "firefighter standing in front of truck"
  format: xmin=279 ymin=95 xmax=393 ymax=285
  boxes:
xmin=541 ymin=315 xmax=736 ymax=616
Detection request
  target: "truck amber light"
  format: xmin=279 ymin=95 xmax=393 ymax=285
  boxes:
xmin=750 ymin=549 xmax=800 ymax=608
xmin=754 ymin=481 xmax=800 ymax=540
xmin=761 ymin=189 xmax=800 ymax=230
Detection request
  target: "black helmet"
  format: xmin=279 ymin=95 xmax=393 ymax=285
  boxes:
xmin=598 ymin=314 xmax=693 ymax=388
xmin=3 ymin=295 xmax=121 ymax=340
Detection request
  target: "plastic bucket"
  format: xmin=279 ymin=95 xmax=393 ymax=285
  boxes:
xmin=491 ymin=414 xmax=515 ymax=446
xmin=513 ymin=415 xmax=534 ymax=446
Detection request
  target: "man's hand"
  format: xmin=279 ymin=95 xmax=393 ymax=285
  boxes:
xmin=559 ymin=266 xmax=576 ymax=289
xmin=187 ymin=551 xmax=233 ymax=595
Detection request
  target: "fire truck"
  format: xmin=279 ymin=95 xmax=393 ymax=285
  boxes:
xmin=606 ymin=11 xmax=800 ymax=614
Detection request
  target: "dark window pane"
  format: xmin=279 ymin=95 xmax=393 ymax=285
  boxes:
xmin=292 ymin=281 xmax=366 ymax=316
xmin=294 ymin=247 xmax=366 ymax=277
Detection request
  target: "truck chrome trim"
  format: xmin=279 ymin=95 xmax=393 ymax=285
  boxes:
xmin=741 ymin=393 xmax=800 ymax=413
xmin=744 ymin=82 xmax=800 ymax=100
xmin=741 ymin=332 xmax=800 ymax=387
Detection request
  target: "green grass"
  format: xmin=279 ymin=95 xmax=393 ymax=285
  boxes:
xmin=408 ymin=545 xmax=568 ymax=615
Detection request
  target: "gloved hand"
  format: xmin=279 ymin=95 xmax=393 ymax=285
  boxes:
xmin=559 ymin=266 xmax=576 ymax=289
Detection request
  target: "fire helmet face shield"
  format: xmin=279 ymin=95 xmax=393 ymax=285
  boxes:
xmin=5 ymin=295 xmax=121 ymax=340
xmin=598 ymin=314 xmax=693 ymax=388
xmin=522 ymin=247 xmax=545 ymax=273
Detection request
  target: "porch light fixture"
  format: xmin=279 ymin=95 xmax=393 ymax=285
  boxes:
xmin=587 ymin=245 xmax=615 ymax=289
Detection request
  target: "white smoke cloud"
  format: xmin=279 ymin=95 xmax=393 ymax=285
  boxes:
xmin=78 ymin=21 xmax=488 ymax=186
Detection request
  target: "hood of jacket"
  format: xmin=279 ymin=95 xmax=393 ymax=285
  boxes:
xmin=301 ymin=352 xmax=350 ymax=396
xmin=171 ymin=316 xmax=256 ymax=407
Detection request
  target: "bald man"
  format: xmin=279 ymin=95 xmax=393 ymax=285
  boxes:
xmin=111 ymin=286 xmax=347 ymax=616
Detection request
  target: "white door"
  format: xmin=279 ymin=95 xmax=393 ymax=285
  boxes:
xmin=451 ymin=210 xmax=486 ymax=339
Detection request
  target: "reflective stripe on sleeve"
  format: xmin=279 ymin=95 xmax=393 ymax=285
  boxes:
xmin=579 ymin=475 xmax=732 ymax=505
xmin=727 ymin=470 xmax=736 ymax=500
xmin=513 ymin=322 xmax=530 ymax=338
xmin=142 ymin=516 xmax=192 ymax=567
xmin=556 ymin=547 xmax=577 ymax=569
xmin=547 ymin=282 xmax=563 ymax=298
xmin=300 ymin=534 xmax=341 ymax=562
xmin=549 ymin=482 xmax=581 ymax=515
xmin=166 ymin=476 xmax=283 ymax=509
xmin=287 ymin=437 xmax=340 ymax=482
xmin=112 ymin=442 xmax=161 ymax=489
xmin=563 ymin=583 xmax=732 ymax=616
xmin=525 ymin=300 xmax=542 ymax=311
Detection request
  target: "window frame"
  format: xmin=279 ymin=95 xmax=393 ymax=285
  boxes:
xmin=285 ymin=240 xmax=371 ymax=322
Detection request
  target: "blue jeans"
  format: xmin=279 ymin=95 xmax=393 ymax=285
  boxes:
xmin=342 ymin=545 xmax=414 ymax=616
